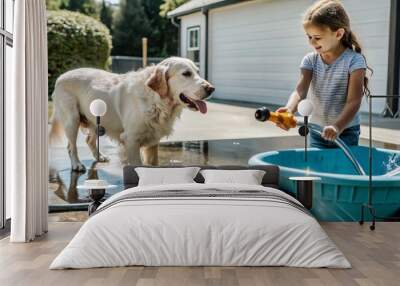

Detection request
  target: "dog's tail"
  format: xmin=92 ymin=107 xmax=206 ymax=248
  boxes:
xmin=48 ymin=104 xmax=64 ymax=147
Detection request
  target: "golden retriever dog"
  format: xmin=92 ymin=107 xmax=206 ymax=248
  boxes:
xmin=49 ymin=57 xmax=214 ymax=171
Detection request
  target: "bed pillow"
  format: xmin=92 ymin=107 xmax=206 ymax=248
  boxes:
xmin=200 ymin=169 xmax=266 ymax=185
xmin=135 ymin=167 xmax=201 ymax=186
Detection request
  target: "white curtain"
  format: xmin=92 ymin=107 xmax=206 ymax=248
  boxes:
xmin=8 ymin=0 xmax=48 ymax=242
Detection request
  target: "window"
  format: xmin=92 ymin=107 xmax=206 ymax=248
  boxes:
xmin=1 ymin=0 xmax=14 ymax=231
xmin=187 ymin=26 xmax=200 ymax=66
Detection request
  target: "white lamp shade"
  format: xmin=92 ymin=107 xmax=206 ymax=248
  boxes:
xmin=90 ymin=99 xmax=107 ymax=117
xmin=298 ymin=99 xmax=314 ymax=116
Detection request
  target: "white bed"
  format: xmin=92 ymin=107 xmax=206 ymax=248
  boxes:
xmin=50 ymin=182 xmax=350 ymax=269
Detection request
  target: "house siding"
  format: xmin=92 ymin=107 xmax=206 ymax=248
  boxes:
xmin=180 ymin=12 xmax=206 ymax=78
xmin=205 ymin=0 xmax=390 ymax=113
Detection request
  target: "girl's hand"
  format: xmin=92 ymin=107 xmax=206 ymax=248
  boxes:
xmin=276 ymin=107 xmax=289 ymax=113
xmin=322 ymin=125 xmax=339 ymax=141
xmin=275 ymin=107 xmax=290 ymax=131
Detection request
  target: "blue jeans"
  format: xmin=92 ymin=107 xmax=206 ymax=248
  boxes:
xmin=309 ymin=125 xmax=360 ymax=148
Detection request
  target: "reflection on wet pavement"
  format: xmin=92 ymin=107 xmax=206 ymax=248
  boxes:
xmin=49 ymin=136 xmax=305 ymax=210
xmin=49 ymin=136 xmax=399 ymax=211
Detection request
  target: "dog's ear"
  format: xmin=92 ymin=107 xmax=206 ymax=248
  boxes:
xmin=146 ymin=65 xmax=169 ymax=98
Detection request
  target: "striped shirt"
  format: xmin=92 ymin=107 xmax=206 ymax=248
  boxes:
xmin=300 ymin=48 xmax=367 ymax=128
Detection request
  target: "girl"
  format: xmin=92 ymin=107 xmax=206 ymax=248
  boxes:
xmin=276 ymin=0 xmax=371 ymax=148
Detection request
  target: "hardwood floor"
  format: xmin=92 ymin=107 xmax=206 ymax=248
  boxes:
xmin=0 ymin=221 xmax=399 ymax=286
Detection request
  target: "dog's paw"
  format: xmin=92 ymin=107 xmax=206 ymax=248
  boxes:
xmin=72 ymin=163 xmax=86 ymax=172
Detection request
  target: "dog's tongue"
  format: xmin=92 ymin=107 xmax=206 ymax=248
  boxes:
xmin=194 ymin=100 xmax=207 ymax=114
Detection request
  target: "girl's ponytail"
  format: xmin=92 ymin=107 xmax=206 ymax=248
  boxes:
xmin=342 ymin=30 xmax=373 ymax=96
xmin=342 ymin=31 xmax=361 ymax=53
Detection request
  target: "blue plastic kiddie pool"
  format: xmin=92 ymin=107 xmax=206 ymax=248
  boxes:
xmin=249 ymin=146 xmax=400 ymax=221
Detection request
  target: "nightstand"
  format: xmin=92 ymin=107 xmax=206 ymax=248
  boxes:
xmin=289 ymin=176 xmax=321 ymax=210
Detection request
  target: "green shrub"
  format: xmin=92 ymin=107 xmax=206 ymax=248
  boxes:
xmin=47 ymin=10 xmax=112 ymax=99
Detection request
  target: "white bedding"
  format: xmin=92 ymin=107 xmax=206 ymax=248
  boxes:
xmin=50 ymin=183 xmax=351 ymax=269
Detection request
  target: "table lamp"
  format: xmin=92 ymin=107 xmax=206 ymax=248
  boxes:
xmin=89 ymin=99 xmax=107 ymax=162
xmin=298 ymin=99 xmax=314 ymax=161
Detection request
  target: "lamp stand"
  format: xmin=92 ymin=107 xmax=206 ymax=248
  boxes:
xmin=304 ymin=116 xmax=308 ymax=161
xmin=359 ymin=94 xmax=400 ymax=231
xmin=96 ymin=116 xmax=100 ymax=161
xmin=95 ymin=116 xmax=106 ymax=162
xmin=298 ymin=116 xmax=310 ymax=162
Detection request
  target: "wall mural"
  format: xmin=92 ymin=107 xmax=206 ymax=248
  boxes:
xmin=46 ymin=0 xmax=400 ymax=228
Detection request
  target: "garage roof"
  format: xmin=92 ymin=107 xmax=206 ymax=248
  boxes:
xmin=167 ymin=0 xmax=246 ymax=18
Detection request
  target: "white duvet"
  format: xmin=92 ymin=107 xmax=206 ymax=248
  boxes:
xmin=50 ymin=183 xmax=351 ymax=269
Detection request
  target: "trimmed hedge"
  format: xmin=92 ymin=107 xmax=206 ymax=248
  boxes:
xmin=47 ymin=10 xmax=112 ymax=99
